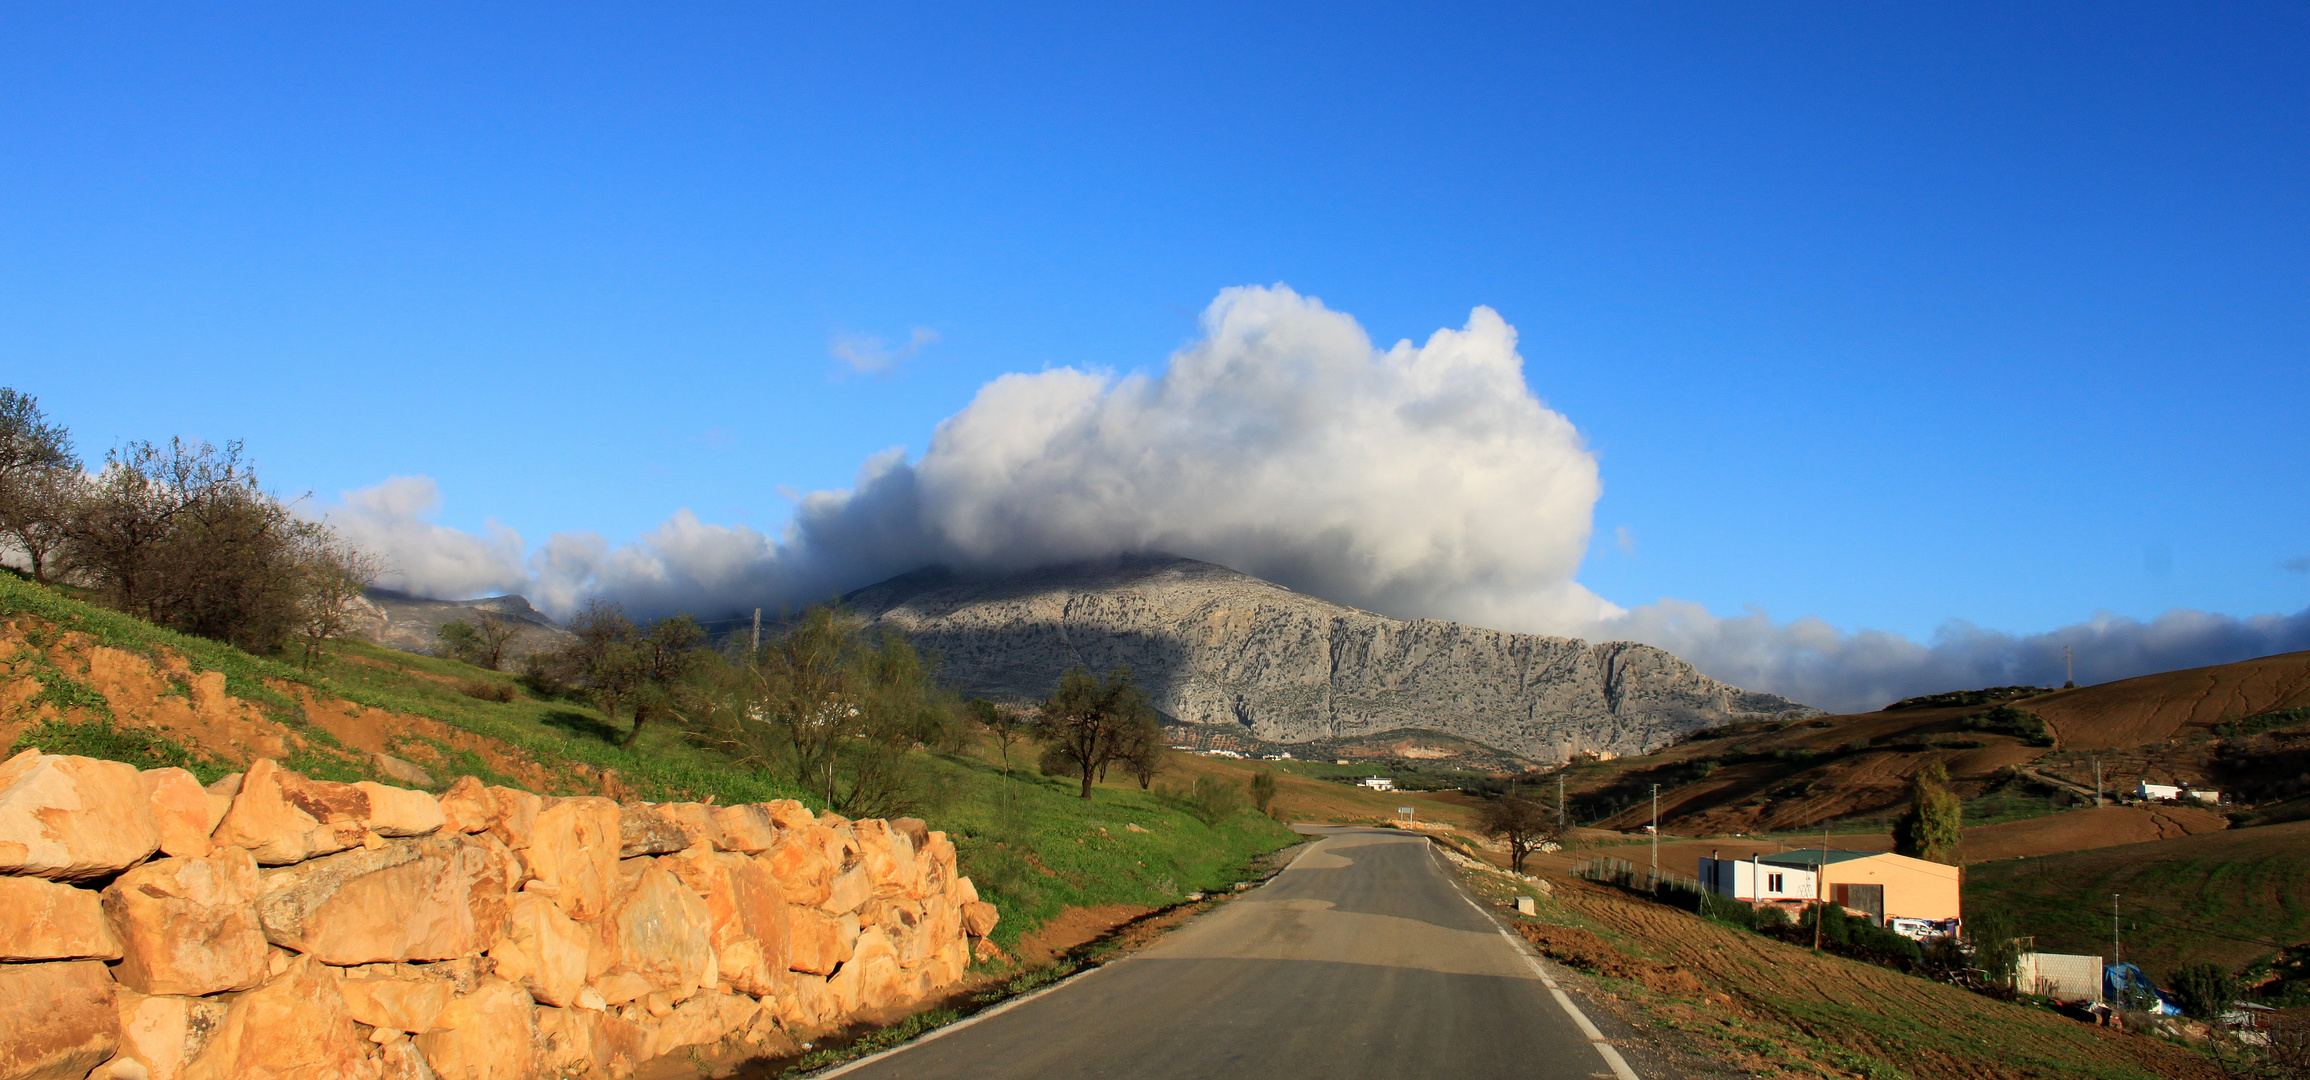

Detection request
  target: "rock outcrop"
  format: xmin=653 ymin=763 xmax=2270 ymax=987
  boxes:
xmin=849 ymin=555 xmax=1818 ymax=760
xmin=0 ymin=750 xmax=994 ymax=1080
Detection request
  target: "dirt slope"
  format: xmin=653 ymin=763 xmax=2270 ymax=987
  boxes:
xmin=2025 ymin=650 xmax=2310 ymax=751
xmin=2 ymin=613 xmax=587 ymax=794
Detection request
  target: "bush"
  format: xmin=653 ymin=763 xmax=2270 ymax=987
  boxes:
xmin=2171 ymin=962 xmax=2240 ymax=1019
xmin=2215 ymin=707 xmax=2310 ymax=740
xmin=1162 ymin=775 xmax=1246 ymax=826
xmin=1753 ymin=903 xmax=1791 ymax=930
xmin=458 ymin=679 xmax=515 ymax=703
xmin=1960 ymin=705 xmax=2054 ymax=747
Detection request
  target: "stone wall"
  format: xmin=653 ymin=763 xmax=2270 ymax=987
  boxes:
xmin=0 ymin=751 xmax=1000 ymax=1080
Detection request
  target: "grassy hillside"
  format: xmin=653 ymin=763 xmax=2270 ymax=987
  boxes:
xmin=0 ymin=571 xmax=1316 ymax=955
xmin=1966 ymin=820 xmax=2310 ymax=985
xmin=1486 ymin=856 xmax=2220 ymax=1080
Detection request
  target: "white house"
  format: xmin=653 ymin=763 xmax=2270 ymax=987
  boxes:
xmin=2136 ymin=782 xmax=2221 ymax=803
xmin=1697 ymin=856 xmax=1818 ymax=904
xmin=1358 ymin=776 xmax=1396 ymax=792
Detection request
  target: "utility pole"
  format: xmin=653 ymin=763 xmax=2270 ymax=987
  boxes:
xmin=1650 ymin=784 xmax=1660 ymax=875
xmin=2093 ymin=758 xmax=2103 ymax=808
xmin=1813 ymin=822 xmax=1829 ymax=952
xmin=751 ymin=608 xmax=761 ymax=651
xmin=2113 ymin=894 xmax=2122 ymax=965
xmin=2064 ymin=645 xmax=2076 ymax=689
xmin=1557 ymin=771 xmax=1567 ymax=839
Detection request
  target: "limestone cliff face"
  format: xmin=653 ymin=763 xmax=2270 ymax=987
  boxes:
xmin=846 ymin=555 xmax=1818 ymax=761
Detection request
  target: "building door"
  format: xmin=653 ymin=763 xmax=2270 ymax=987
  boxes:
xmin=1832 ymin=884 xmax=1885 ymax=924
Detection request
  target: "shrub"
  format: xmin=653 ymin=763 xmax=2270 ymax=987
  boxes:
xmin=1959 ymin=705 xmax=2053 ymax=747
xmin=2215 ymin=707 xmax=2310 ymax=740
xmin=458 ymin=679 xmax=515 ymax=703
xmin=2171 ymin=962 xmax=2240 ymax=1019
xmin=1163 ymin=775 xmax=1246 ymax=826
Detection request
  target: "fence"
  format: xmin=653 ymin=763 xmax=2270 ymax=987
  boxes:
xmin=1574 ymin=855 xmax=1705 ymax=897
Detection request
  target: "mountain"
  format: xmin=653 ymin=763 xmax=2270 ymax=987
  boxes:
xmin=350 ymin=588 xmax=572 ymax=657
xmin=844 ymin=554 xmax=1817 ymax=761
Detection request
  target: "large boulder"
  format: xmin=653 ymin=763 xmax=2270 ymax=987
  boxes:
xmin=617 ymin=804 xmax=695 ymax=857
xmin=484 ymin=787 xmax=543 ymax=849
xmin=434 ymin=777 xmax=494 ymax=834
xmin=180 ymin=955 xmax=380 ymax=1080
xmin=0 ymin=874 xmax=119 ymax=961
xmin=760 ymin=829 xmax=834 ymax=907
xmin=853 ymin=820 xmax=921 ymax=900
xmin=649 ymin=992 xmax=760 ymax=1060
xmin=527 ymin=797 xmax=620 ymax=921
xmin=208 ymin=760 xmax=367 ymax=865
xmin=961 ymin=900 xmax=1000 ymax=938
xmin=103 ymin=847 xmax=269 ymax=996
xmin=710 ymin=804 xmax=780 ymax=853
xmin=412 ymin=978 xmax=535 ymax=1080
xmin=0 ymin=751 xmax=162 ymax=880
xmin=337 ymin=971 xmax=455 ymax=1035
xmin=254 ymin=834 xmax=514 ymax=965
xmin=608 ymin=862 xmax=717 ymax=993
xmin=487 ymin=893 xmax=590 ymax=1007
xmin=142 ymin=767 xmax=218 ymax=859
xmin=535 ymin=1005 xmax=652 ymax=1080
xmin=109 ymin=989 xmax=230 ymax=1080
xmin=663 ymin=845 xmax=792 ymax=995
xmin=822 ymin=860 xmax=872 ymax=915
xmin=786 ymin=907 xmax=854 ymax=976
xmin=0 ymin=960 xmax=118 ymax=1080
xmin=354 ymin=781 xmax=446 ymax=838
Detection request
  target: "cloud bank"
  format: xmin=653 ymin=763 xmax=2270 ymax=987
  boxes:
xmin=338 ymin=285 xmax=2310 ymax=714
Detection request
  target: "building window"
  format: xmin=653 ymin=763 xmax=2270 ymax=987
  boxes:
xmin=1768 ymin=873 xmax=1784 ymax=893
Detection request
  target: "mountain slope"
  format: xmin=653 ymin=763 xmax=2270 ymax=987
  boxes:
xmin=846 ymin=554 xmax=1815 ymax=760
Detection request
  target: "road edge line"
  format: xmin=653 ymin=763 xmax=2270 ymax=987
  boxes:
xmin=808 ymin=958 xmax=1125 ymax=1079
xmin=813 ymin=834 xmax=1334 ymax=1078
xmin=1431 ymin=844 xmax=1643 ymax=1080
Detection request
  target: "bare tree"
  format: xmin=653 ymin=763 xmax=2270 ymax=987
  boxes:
xmin=290 ymin=531 xmax=385 ymax=666
xmin=968 ymin=698 xmax=1032 ymax=776
xmin=441 ymin=610 xmax=523 ymax=670
xmin=1039 ymin=667 xmax=1157 ymax=800
xmin=0 ymin=389 xmax=77 ymax=581
xmin=1478 ymin=795 xmax=1552 ymax=873
xmin=565 ymin=600 xmax=645 ymax=736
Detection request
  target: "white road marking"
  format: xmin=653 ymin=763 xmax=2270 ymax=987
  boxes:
xmin=1432 ymin=844 xmax=1644 ymax=1080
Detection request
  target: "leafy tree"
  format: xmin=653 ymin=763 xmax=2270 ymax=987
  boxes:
xmin=564 ymin=600 xmax=645 ymax=736
xmin=442 ymin=611 xmax=522 ymax=670
xmin=1892 ymin=760 xmax=1964 ymax=864
xmin=1964 ymin=908 xmax=2023 ymax=987
xmin=437 ymin=619 xmax=483 ymax=661
xmin=59 ymin=437 xmax=373 ymax=655
xmin=625 ymin=613 xmax=705 ymax=748
xmin=1248 ymin=770 xmax=1277 ymax=815
xmin=0 ymin=388 xmax=76 ymax=583
xmin=676 ymin=605 xmax=953 ymax=816
xmin=2172 ymin=962 xmax=2240 ymax=1020
xmin=1478 ymin=794 xmax=1552 ymax=873
xmin=1038 ymin=667 xmax=1157 ymax=800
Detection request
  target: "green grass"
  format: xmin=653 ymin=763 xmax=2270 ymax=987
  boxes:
xmin=1 ymin=572 xmax=1302 ymax=953
xmin=928 ymin=755 xmax=1302 ymax=953
xmin=1968 ymin=820 xmax=2310 ymax=985
xmin=9 ymin=717 xmax=235 ymax=785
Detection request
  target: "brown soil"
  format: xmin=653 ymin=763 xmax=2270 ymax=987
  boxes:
xmin=1958 ymin=804 xmax=2227 ymax=862
xmin=2026 ymin=649 xmax=2310 ymax=751
xmin=1 ymin=614 xmax=585 ymax=795
xmin=1009 ymin=903 xmax=1155 ymax=966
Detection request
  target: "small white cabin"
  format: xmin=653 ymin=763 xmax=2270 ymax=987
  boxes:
xmin=1697 ymin=857 xmax=1818 ymax=903
xmin=1358 ymin=776 xmax=1396 ymax=792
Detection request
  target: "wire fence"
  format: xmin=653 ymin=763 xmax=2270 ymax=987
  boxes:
xmin=1573 ymin=855 xmax=1704 ymax=896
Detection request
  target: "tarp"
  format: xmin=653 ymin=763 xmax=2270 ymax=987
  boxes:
xmin=2104 ymin=963 xmax=2182 ymax=1015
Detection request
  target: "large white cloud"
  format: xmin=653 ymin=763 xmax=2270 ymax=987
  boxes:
xmin=344 ymin=284 xmax=2310 ymax=714
xmin=317 ymin=476 xmax=529 ymax=600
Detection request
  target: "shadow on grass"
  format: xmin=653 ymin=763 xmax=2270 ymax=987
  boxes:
xmin=542 ymin=709 xmax=627 ymax=745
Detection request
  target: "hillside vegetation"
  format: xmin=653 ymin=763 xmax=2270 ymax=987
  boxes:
xmin=0 ymin=570 xmax=1316 ymax=958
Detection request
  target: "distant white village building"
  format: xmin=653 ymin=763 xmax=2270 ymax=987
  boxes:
xmin=2135 ymin=782 xmax=2220 ymax=803
xmin=1358 ymin=776 xmax=1396 ymax=792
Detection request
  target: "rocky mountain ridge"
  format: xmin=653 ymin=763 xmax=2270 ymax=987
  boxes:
xmin=845 ymin=554 xmax=1818 ymax=761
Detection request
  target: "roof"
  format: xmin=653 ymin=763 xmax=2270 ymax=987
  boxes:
xmin=1756 ymin=850 xmax=1881 ymax=869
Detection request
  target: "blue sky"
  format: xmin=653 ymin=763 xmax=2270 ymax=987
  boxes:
xmin=7 ymin=3 xmax=2306 ymax=666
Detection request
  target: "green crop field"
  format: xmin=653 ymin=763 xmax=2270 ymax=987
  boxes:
xmin=1966 ymin=819 xmax=2310 ymax=983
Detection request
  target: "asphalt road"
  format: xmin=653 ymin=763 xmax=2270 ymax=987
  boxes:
xmin=833 ymin=826 xmax=1638 ymax=1080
